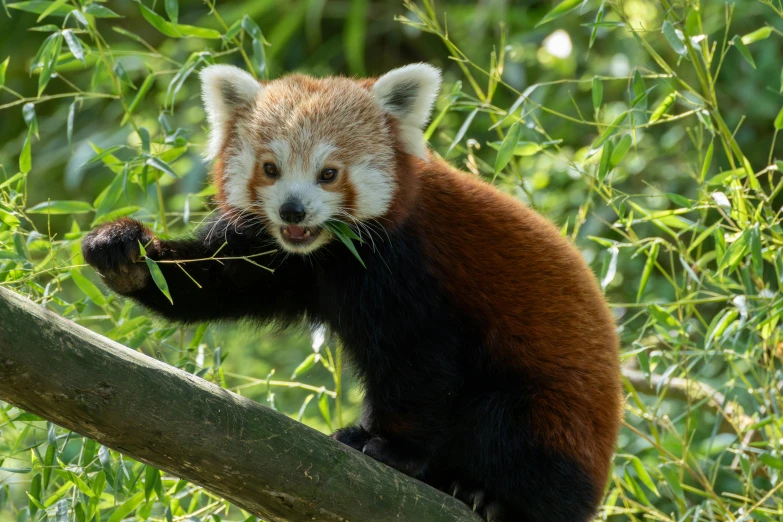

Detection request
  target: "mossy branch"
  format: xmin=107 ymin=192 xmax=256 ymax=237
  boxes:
xmin=0 ymin=286 xmax=481 ymax=522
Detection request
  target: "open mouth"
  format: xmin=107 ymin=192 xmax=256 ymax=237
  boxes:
xmin=280 ymin=225 xmax=321 ymax=247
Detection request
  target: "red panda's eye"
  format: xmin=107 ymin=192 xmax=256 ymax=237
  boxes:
xmin=319 ymin=168 xmax=338 ymax=182
xmin=263 ymin=163 xmax=279 ymax=178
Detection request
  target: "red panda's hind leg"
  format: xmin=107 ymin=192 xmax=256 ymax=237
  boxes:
xmin=331 ymin=425 xmax=372 ymax=451
xmin=360 ymin=436 xmax=429 ymax=478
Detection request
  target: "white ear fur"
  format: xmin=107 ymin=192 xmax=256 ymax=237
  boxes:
xmin=372 ymin=63 xmax=441 ymax=159
xmin=200 ymin=64 xmax=262 ymax=160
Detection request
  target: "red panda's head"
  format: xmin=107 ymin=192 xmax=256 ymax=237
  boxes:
xmin=200 ymin=64 xmax=441 ymax=254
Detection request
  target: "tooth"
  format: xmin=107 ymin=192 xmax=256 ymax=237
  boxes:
xmin=304 ymin=230 xmax=311 ymax=238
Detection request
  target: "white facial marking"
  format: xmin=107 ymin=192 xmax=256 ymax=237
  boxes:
xmin=350 ymin=158 xmax=395 ymax=220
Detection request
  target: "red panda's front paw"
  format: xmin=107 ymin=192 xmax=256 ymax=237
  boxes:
xmin=82 ymin=218 xmax=156 ymax=294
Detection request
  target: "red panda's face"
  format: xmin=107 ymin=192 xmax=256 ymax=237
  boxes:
xmin=200 ymin=64 xmax=440 ymax=254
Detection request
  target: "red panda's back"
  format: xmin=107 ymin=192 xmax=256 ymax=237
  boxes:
xmin=412 ymin=155 xmax=622 ymax=494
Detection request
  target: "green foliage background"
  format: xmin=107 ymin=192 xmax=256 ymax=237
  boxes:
xmin=1 ymin=0 xmax=783 ymax=520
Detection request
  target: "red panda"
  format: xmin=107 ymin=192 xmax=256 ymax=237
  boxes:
xmin=82 ymin=63 xmax=622 ymax=521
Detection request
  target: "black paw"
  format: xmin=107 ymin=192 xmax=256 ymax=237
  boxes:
xmin=331 ymin=426 xmax=372 ymax=451
xmin=82 ymin=219 xmax=156 ymax=294
xmin=361 ymin=437 xmax=428 ymax=478
xmin=450 ymin=483 xmax=505 ymax=521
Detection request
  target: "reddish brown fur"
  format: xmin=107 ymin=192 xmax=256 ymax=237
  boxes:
xmin=386 ymin=154 xmax=622 ymax=496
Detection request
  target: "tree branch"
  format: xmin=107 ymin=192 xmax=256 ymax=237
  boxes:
xmin=0 ymin=286 xmax=481 ymax=522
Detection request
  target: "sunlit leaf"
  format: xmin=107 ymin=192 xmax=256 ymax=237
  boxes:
xmin=105 ymin=491 xmax=145 ymax=522
xmin=649 ymin=92 xmax=676 ymax=123
xmin=62 ymin=29 xmax=85 ymax=64
xmin=719 ymin=228 xmax=751 ymax=272
xmin=629 ymin=456 xmax=659 ymax=496
xmin=70 ymin=269 xmax=107 ymax=307
xmin=145 ymin=155 xmax=179 ymax=178
xmin=35 ymin=0 xmax=68 ymax=22
xmin=83 ymin=4 xmax=120 ymax=18
xmin=7 ymin=1 xmax=73 ymax=16
xmin=775 ymin=106 xmax=783 ymax=130
xmin=291 ymin=353 xmax=318 ymax=379
xmin=175 ymin=24 xmax=221 ymax=39
xmin=741 ymin=26 xmax=771 ymax=45
xmin=28 ymin=200 xmax=93 ymax=214
xmin=637 ymin=243 xmax=659 ymax=302
xmin=139 ymin=4 xmax=181 ymax=37
xmin=0 ymin=207 xmax=20 ymax=227
xmin=0 ymin=56 xmax=8 ymax=88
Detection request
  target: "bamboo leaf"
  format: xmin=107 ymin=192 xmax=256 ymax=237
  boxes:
xmin=35 ymin=0 xmax=68 ymax=22
xmin=649 ymin=92 xmax=676 ymax=123
xmin=324 ymin=221 xmax=365 ymax=268
xmin=610 ymin=134 xmax=632 ymax=167
xmin=662 ymin=21 xmax=687 ymax=56
xmin=70 ymin=269 xmax=107 ymax=307
xmin=494 ymin=121 xmax=523 ymax=173
xmin=8 ymin=1 xmax=73 ymax=15
xmin=590 ymin=111 xmax=627 ymax=154
xmin=750 ymin=226 xmax=763 ymax=275
xmin=447 ymin=108 xmax=478 ymax=154
xmin=83 ymin=4 xmax=120 ymax=18
xmin=629 ymin=456 xmax=659 ymax=496
xmin=145 ymin=155 xmax=179 ymax=178
xmin=0 ymin=56 xmax=8 ymax=88
xmin=660 ymin=464 xmax=685 ymax=503
xmin=139 ymin=3 xmax=181 ymax=37
xmin=164 ymin=0 xmax=178 ymax=24
xmin=318 ymin=393 xmax=332 ymax=431
xmin=536 ymin=0 xmax=584 ymax=27
xmin=291 ymin=353 xmax=318 ymax=379
xmin=142 ymin=248 xmax=173 ymax=305
xmin=28 ymin=200 xmax=93 ymax=214
xmin=637 ymin=243 xmax=659 ymax=302
xmin=741 ymin=26 xmax=771 ymax=45
xmin=732 ymin=35 xmax=756 ymax=69
xmin=20 ymin=128 xmax=32 ymax=174
xmin=592 ymin=76 xmax=602 ymax=113
xmin=774 ymin=106 xmax=783 ymax=130
xmin=106 ymin=491 xmax=145 ymax=522
xmin=700 ymin=140 xmax=713 ymax=181
xmin=62 ymin=29 xmax=85 ymax=64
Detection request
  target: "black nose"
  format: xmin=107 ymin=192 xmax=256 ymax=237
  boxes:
xmin=279 ymin=200 xmax=306 ymax=224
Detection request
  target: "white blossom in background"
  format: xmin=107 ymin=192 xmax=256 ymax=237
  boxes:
xmin=543 ymin=30 xmax=572 ymax=59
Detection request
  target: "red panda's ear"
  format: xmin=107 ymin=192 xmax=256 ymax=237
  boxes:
xmin=200 ymin=65 xmax=263 ymax=160
xmin=372 ymin=63 xmax=441 ymax=159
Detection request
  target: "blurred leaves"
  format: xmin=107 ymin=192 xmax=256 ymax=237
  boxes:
xmin=1 ymin=0 xmax=783 ymax=521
